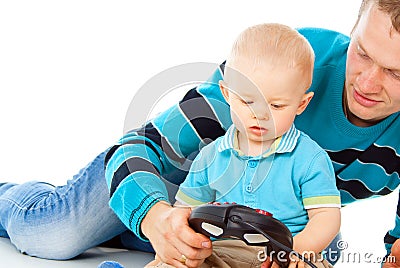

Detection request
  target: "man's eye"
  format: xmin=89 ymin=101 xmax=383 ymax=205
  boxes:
xmin=387 ymin=69 xmax=400 ymax=81
xmin=358 ymin=52 xmax=370 ymax=60
xmin=355 ymin=45 xmax=371 ymax=61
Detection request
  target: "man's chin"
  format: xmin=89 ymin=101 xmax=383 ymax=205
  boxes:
xmin=349 ymin=111 xmax=386 ymax=127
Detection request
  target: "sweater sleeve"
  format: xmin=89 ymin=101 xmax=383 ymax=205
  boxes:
xmin=384 ymin=191 xmax=400 ymax=254
xmin=104 ymin=63 xmax=231 ymax=240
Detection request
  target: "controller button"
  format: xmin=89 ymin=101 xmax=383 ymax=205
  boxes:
xmin=248 ymin=160 xmax=257 ymax=168
xmin=255 ymin=209 xmax=273 ymax=216
xmin=244 ymin=233 xmax=269 ymax=244
xmin=245 ymin=185 xmax=253 ymax=192
xmin=201 ymin=222 xmax=223 ymax=236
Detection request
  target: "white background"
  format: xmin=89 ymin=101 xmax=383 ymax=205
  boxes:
xmin=0 ymin=1 xmax=398 ymax=267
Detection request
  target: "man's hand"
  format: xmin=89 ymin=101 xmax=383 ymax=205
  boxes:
xmin=141 ymin=201 xmax=212 ymax=268
xmin=383 ymin=239 xmax=400 ymax=268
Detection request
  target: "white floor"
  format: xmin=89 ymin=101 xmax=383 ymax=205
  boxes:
xmin=0 ymin=190 xmax=397 ymax=268
xmin=0 ymin=238 xmax=154 ymax=268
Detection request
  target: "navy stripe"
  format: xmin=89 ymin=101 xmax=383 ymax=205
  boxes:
xmin=110 ymin=157 xmax=161 ymax=197
xmin=137 ymin=122 xmax=186 ymax=165
xmin=104 ymin=144 xmax=120 ymax=169
xmin=328 ymin=145 xmax=400 ymax=176
xmin=104 ymin=139 xmax=161 ymax=169
xmin=336 ymin=176 xmax=393 ymax=199
xmin=397 ymin=191 xmax=400 ymax=218
xmin=179 ymin=88 xmax=225 ymax=142
xmin=384 ymin=232 xmax=398 ymax=245
xmin=123 ymin=139 xmax=161 ymax=159
xmin=219 ymin=61 xmax=226 ymax=74
xmin=327 ymin=149 xmax=362 ymax=165
xmin=359 ymin=144 xmax=400 ymax=175
xmin=136 ymin=123 xmax=162 ymax=149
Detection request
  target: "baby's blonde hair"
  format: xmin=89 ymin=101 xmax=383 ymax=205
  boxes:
xmin=226 ymin=23 xmax=314 ymax=79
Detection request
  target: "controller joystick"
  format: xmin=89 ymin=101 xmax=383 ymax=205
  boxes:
xmin=189 ymin=203 xmax=294 ymax=267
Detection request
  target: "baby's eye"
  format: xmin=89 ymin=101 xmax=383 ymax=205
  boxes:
xmin=241 ymin=99 xmax=254 ymax=105
xmin=271 ymin=103 xmax=284 ymax=109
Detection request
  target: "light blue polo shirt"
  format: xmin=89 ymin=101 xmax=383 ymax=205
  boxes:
xmin=176 ymin=124 xmax=340 ymax=235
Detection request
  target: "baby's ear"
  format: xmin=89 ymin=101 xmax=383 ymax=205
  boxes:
xmin=296 ymin=92 xmax=314 ymax=115
xmin=219 ymin=80 xmax=230 ymax=102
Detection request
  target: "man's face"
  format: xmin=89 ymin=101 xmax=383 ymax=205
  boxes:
xmin=345 ymin=3 xmax=400 ymax=127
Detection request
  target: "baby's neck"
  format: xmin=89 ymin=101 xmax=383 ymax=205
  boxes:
xmin=237 ymin=133 xmax=275 ymax=157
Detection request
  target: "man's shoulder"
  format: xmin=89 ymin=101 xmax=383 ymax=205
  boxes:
xmin=294 ymin=129 xmax=329 ymax=157
xmin=195 ymin=135 xmax=226 ymax=158
xmin=297 ymin=27 xmax=350 ymax=67
xmin=297 ymin=27 xmax=350 ymax=46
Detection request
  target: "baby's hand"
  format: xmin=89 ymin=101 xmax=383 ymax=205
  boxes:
xmin=288 ymin=260 xmax=305 ymax=268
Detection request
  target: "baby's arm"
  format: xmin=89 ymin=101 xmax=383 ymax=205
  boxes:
xmin=293 ymin=207 xmax=341 ymax=255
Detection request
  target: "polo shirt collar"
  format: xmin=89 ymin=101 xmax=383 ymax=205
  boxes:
xmin=218 ymin=124 xmax=300 ymax=156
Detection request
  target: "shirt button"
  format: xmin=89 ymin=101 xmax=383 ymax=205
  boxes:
xmin=246 ymin=185 xmax=253 ymax=192
xmin=248 ymin=160 xmax=257 ymax=168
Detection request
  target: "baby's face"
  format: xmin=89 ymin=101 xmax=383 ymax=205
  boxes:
xmin=223 ymin=60 xmax=312 ymax=146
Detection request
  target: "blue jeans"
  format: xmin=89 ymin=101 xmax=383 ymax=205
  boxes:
xmin=324 ymin=233 xmax=343 ymax=265
xmin=0 ymin=149 xmax=128 ymax=260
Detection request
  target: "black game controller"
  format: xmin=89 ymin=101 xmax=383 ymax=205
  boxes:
xmin=189 ymin=203 xmax=294 ymax=267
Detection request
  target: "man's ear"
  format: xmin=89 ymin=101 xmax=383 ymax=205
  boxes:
xmin=219 ymin=80 xmax=231 ymax=103
xmin=296 ymin=92 xmax=314 ymax=115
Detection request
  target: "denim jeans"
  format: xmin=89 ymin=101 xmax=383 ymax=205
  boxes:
xmin=324 ymin=233 xmax=343 ymax=265
xmin=0 ymin=149 xmax=128 ymax=260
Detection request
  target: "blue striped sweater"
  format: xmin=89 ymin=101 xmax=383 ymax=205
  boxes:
xmin=104 ymin=28 xmax=400 ymax=252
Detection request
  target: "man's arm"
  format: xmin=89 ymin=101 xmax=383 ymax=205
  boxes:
xmin=383 ymin=239 xmax=400 ymax=267
xmin=382 ymin=191 xmax=400 ymax=267
xmin=104 ymin=64 xmax=228 ymax=239
xmin=104 ymin=64 xmax=228 ymax=266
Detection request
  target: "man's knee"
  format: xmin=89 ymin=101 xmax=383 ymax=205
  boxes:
xmin=11 ymin=230 xmax=90 ymax=260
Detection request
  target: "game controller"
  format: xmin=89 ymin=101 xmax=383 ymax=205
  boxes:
xmin=189 ymin=203 xmax=294 ymax=267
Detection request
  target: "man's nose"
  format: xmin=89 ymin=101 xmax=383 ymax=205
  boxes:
xmin=357 ymin=65 xmax=384 ymax=94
